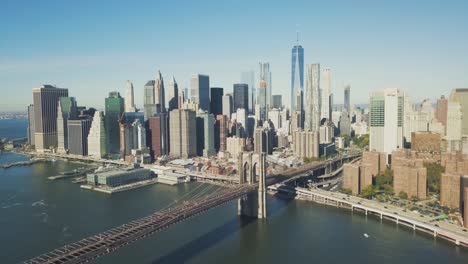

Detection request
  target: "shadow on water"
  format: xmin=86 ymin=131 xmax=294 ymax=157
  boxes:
xmin=152 ymin=191 xmax=297 ymax=264
xmin=151 ymin=216 xmax=256 ymax=264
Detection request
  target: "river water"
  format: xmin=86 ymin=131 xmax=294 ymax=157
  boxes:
xmin=1 ymin=120 xmax=468 ymax=263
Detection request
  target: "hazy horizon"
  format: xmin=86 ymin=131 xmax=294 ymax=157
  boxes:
xmin=2 ymin=0 xmax=467 ymax=111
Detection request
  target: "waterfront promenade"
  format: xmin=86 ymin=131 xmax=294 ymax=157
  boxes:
xmin=293 ymin=187 xmax=468 ymax=247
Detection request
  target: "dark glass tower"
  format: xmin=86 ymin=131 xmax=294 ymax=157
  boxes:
xmin=105 ymin=91 xmax=124 ymax=154
xmin=291 ymin=44 xmax=304 ymax=111
xmin=233 ymin=83 xmax=249 ymax=112
xmin=210 ymin=87 xmax=224 ymax=116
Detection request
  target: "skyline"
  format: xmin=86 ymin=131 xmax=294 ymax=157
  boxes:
xmin=2 ymin=0 xmax=468 ymax=111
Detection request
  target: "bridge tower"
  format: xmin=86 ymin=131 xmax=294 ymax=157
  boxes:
xmin=237 ymin=151 xmax=267 ymax=219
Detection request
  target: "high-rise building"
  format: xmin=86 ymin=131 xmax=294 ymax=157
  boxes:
xmin=339 ymin=111 xmax=351 ymax=136
xmin=147 ymin=113 xmax=169 ymax=160
xmin=222 ymin=94 xmax=233 ymax=117
xmin=215 ymin=115 xmax=228 ymax=152
xmin=132 ymin=119 xmax=146 ymax=150
xmin=259 ymin=62 xmax=271 ymax=108
xmin=241 ymin=71 xmax=255 ymax=113
xmin=369 ymin=89 xmax=405 ymax=156
xmin=233 ymin=83 xmax=249 ymax=112
xmin=125 ymin=80 xmax=136 ymax=112
xmin=210 ymin=87 xmax=224 ymax=116
xmin=67 ymin=118 xmax=92 ymax=156
xmin=257 ymin=80 xmax=267 ymax=122
xmin=57 ymin=97 xmax=78 ymax=153
xmin=191 ymin=74 xmax=210 ymax=112
xmin=446 ymin=100 xmax=463 ymax=141
xmin=436 ymin=95 xmax=448 ymax=127
xmin=105 ymin=92 xmax=124 ymax=154
xmin=304 ymin=64 xmax=321 ymax=132
xmin=450 ymin=89 xmax=468 ymax=136
xmin=272 ymin=95 xmax=282 ymax=109
xmin=155 ymin=70 xmax=165 ymax=112
xmin=167 ymin=76 xmax=179 ymax=111
xmin=27 ymin=104 xmax=35 ymax=146
xmin=291 ymin=42 xmax=304 ymax=111
xmin=87 ymin=111 xmax=107 ymax=158
xmin=344 ymin=85 xmax=351 ymax=113
xmin=321 ymin=68 xmax=332 ymax=120
xmin=202 ymin=113 xmax=216 ymax=157
xmin=32 ymin=85 xmax=69 ymax=152
xmin=268 ymin=108 xmax=281 ymax=131
xmin=143 ymin=80 xmax=157 ymax=119
xmin=169 ymin=109 xmax=197 ymax=158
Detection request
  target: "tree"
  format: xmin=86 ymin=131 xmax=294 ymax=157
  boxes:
xmin=360 ymin=185 xmax=375 ymax=199
xmin=424 ymin=162 xmax=444 ymax=194
xmin=398 ymin=191 xmax=408 ymax=200
xmin=375 ymin=168 xmax=393 ymax=194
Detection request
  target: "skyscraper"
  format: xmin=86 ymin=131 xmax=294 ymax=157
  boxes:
xmin=436 ymin=95 xmax=448 ymax=127
xmin=143 ymin=80 xmax=156 ymax=119
xmin=233 ymin=83 xmax=249 ymax=112
xmin=67 ymin=118 xmax=92 ymax=156
xmin=132 ymin=119 xmax=146 ymax=150
xmin=87 ymin=111 xmax=107 ymax=158
xmin=321 ymin=68 xmax=332 ymax=120
xmin=105 ymin=91 xmax=124 ymax=154
xmin=272 ymin=95 xmax=282 ymax=109
xmin=291 ymin=42 xmax=304 ymax=111
xmin=202 ymin=113 xmax=216 ymax=157
xmin=125 ymin=80 xmax=136 ymax=112
xmin=241 ymin=71 xmax=255 ymax=113
xmin=32 ymin=85 xmax=69 ymax=152
xmin=257 ymin=80 xmax=268 ymax=122
xmin=191 ymin=74 xmax=210 ymax=112
xmin=222 ymin=94 xmax=233 ymax=117
xmin=57 ymin=97 xmax=78 ymax=154
xmin=259 ymin=62 xmax=272 ymax=109
xmin=169 ymin=109 xmax=197 ymax=158
xmin=369 ymin=89 xmax=405 ymax=157
xmin=210 ymin=87 xmax=224 ymax=117
xmin=167 ymin=76 xmax=179 ymax=111
xmin=27 ymin=104 xmax=35 ymax=146
xmin=147 ymin=113 xmax=169 ymax=160
xmin=304 ymin=64 xmax=321 ymax=132
xmin=155 ymin=70 xmax=165 ymax=112
xmin=344 ymin=85 xmax=351 ymax=113
xmin=450 ymin=88 xmax=468 ymax=136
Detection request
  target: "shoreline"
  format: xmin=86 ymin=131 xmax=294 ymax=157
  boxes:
xmin=292 ymin=187 xmax=468 ymax=249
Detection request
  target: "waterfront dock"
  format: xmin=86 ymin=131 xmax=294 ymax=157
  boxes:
xmin=48 ymin=167 xmax=96 ymax=180
xmin=81 ymin=179 xmax=158 ymax=194
xmin=0 ymin=158 xmax=47 ymax=169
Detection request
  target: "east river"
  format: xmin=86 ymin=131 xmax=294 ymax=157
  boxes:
xmin=1 ymin=119 xmax=468 ymax=263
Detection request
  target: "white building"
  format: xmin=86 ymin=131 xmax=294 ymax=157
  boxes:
xmin=304 ymin=64 xmax=321 ymax=132
xmin=87 ymin=111 xmax=106 ymax=158
xmin=132 ymin=119 xmax=146 ymax=150
xmin=124 ymin=80 xmax=136 ymax=112
xmin=268 ymin=108 xmax=281 ymax=131
xmin=369 ymin=89 xmax=405 ymax=157
xmin=222 ymin=94 xmax=233 ymax=117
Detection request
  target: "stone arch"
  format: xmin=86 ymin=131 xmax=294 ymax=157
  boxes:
xmin=243 ymin=161 xmax=250 ymax=184
xmin=252 ymin=162 xmax=259 ymax=183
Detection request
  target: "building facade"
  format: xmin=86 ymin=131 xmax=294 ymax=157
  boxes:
xmin=169 ymin=109 xmax=197 ymax=158
xmin=87 ymin=111 xmax=107 ymax=158
xmin=369 ymin=89 xmax=405 ymax=157
xmin=105 ymin=92 xmax=124 ymax=154
xmin=304 ymin=64 xmax=321 ymax=132
xmin=32 ymin=85 xmax=69 ymax=152
xmin=210 ymin=87 xmax=223 ymax=117
xmin=291 ymin=44 xmax=304 ymax=111
xmin=191 ymin=74 xmax=210 ymax=112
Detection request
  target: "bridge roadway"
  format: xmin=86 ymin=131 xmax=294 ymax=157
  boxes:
xmin=24 ymin=184 xmax=257 ymax=264
xmin=24 ymin=155 xmax=359 ymax=264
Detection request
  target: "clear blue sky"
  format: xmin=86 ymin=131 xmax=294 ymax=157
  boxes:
xmin=1 ymin=0 xmax=467 ymax=111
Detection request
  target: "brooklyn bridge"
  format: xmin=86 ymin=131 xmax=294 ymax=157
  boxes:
xmin=24 ymin=152 xmax=358 ymax=264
